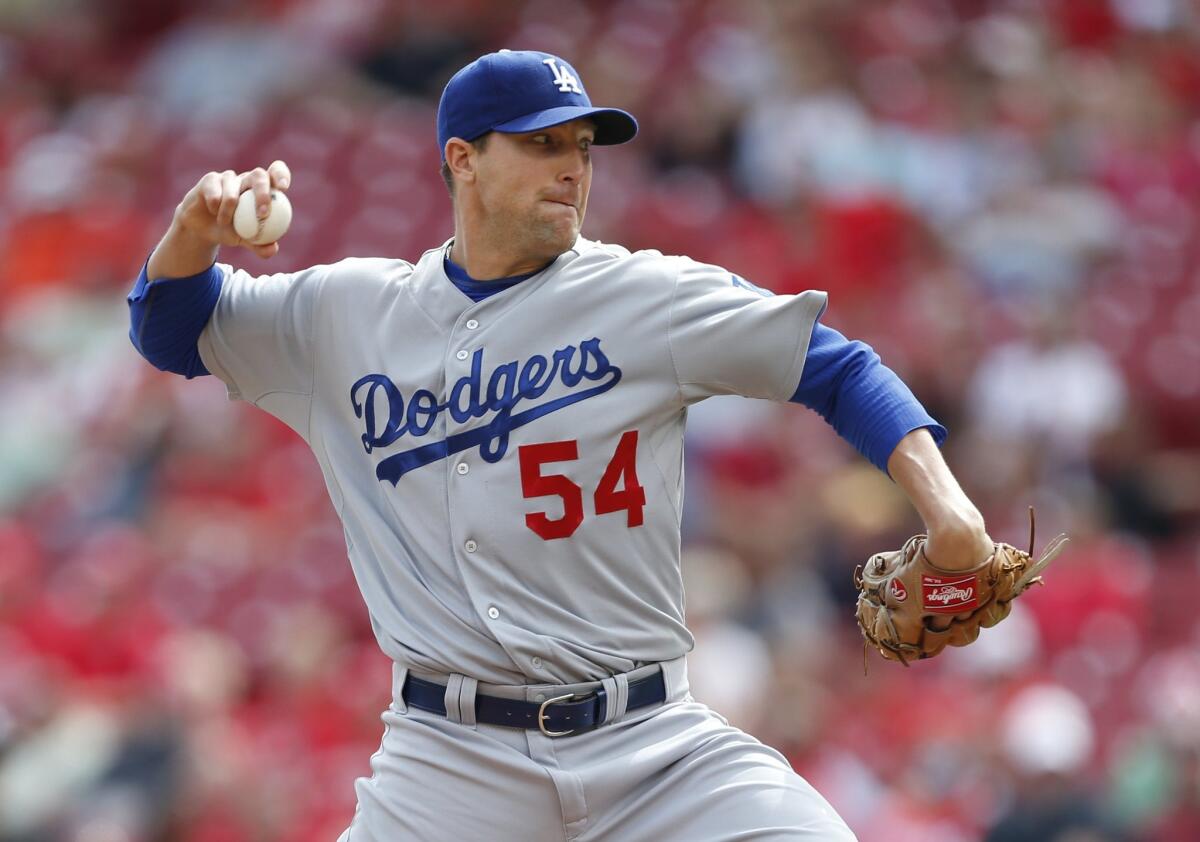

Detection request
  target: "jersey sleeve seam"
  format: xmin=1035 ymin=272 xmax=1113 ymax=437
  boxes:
xmin=303 ymin=266 xmax=328 ymax=442
xmin=676 ymin=376 xmax=743 ymax=394
xmin=249 ymin=387 xmax=315 ymax=404
xmin=644 ymin=424 xmax=685 ymax=521
xmin=664 ymin=258 xmax=686 ymax=409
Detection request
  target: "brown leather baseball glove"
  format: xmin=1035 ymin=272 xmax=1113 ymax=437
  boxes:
xmin=853 ymin=511 xmax=1068 ymax=667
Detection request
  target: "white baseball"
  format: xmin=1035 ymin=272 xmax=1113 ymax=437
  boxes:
xmin=233 ymin=189 xmax=292 ymax=245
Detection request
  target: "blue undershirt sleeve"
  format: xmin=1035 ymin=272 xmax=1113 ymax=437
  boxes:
xmin=791 ymin=322 xmax=947 ymax=475
xmin=127 ymin=259 xmax=223 ymax=378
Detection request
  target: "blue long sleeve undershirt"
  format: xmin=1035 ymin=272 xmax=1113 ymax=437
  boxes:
xmin=127 ymin=260 xmax=222 ymax=379
xmin=790 ymin=323 xmax=946 ymax=473
xmin=126 ymin=258 xmax=946 ymax=473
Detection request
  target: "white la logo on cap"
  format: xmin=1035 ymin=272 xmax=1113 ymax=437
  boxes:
xmin=542 ymin=57 xmax=582 ymax=94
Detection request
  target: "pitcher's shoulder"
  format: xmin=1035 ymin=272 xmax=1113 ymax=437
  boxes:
xmin=325 ymin=256 xmax=417 ymax=287
xmin=572 ymin=238 xmax=683 ymax=278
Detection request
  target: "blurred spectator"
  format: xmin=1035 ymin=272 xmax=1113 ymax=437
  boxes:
xmin=966 ymin=295 xmax=1128 ymax=466
xmin=986 ymin=685 xmax=1123 ymax=842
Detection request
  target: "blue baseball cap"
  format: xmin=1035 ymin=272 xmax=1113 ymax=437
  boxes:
xmin=437 ymin=50 xmax=638 ymax=160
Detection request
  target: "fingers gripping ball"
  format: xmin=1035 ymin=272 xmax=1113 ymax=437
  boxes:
xmin=233 ymin=189 xmax=292 ymax=245
xmin=853 ymin=513 xmax=1069 ymax=668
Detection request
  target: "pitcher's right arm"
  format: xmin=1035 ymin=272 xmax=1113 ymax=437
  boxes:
xmin=130 ymin=162 xmax=290 ymax=378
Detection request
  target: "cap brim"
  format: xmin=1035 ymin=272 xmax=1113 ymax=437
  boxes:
xmin=492 ymin=106 xmax=638 ymax=145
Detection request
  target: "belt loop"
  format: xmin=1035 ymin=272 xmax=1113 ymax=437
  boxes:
xmin=444 ymin=674 xmax=466 ymax=723
xmin=660 ymin=656 xmax=689 ymax=703
xmin=601 ymin=673 xmax=629 ymax=723
xmin=458 ymin=676 xmax=478 ymax=728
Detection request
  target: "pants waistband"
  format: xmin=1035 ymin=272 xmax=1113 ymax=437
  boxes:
xmin=391 ymin=656 xmax=689 ymax=733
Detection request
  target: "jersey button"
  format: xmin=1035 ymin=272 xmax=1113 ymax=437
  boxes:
xmin=465 ymin=540 xmax=478 ymax=553
xmin=456 ymin=349 xmax=469 ymax=361
xmin=531 ymin=657 xmax=543 ymax=669
xmin=534 ymin=693 xmax=545 ymax=703
xmin=487 ymin=606 xmax=500 ymax=620
xmin=456 ymin=463 xmax=469 ymax=475
xmin=466 ymin=319 xmax=480 ymax=330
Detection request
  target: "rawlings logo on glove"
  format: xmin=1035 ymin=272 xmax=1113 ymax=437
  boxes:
xmin=922 ymin=576 xmax=977 ymax=611
xmin=853 ymin=510 xmax=1068 ymax=668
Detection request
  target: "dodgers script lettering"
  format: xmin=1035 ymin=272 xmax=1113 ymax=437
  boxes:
xmin=350 ymin=338 xmax=621 ymax=484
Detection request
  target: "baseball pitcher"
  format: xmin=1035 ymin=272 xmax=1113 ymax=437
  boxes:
xmin=129 ymin=50 xmax=1061 ymax=841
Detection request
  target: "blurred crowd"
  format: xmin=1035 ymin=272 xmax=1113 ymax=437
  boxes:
xmin=2 ymin=0 xmax=1200 ymax=840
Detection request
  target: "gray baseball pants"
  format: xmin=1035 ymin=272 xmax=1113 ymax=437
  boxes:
xmin=338 ymin=656 xmax=857 ymax=841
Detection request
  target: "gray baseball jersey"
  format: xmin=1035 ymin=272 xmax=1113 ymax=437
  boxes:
xmin=197 ymin=237 xmax=826 ymax=685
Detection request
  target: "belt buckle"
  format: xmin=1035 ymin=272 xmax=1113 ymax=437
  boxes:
xmin=537 ymin=692 xmax=579 ymax=737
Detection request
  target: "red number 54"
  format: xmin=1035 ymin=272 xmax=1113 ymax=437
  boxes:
xmin=518 ymin=430 xmax=646 ymax=540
